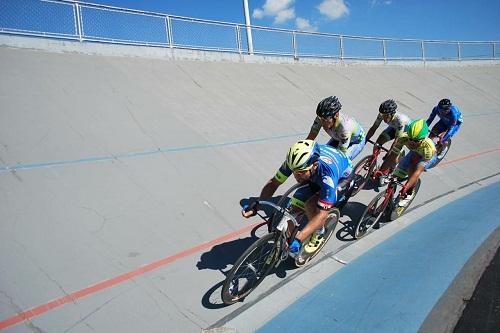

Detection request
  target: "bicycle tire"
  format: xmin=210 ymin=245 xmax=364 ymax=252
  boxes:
xmin=295 ymin=208 xmax=340 ymax=267
xmin=434 ymin=139 xmax=452 ymax=166
xmin=389 ymin=178 xmax=422 ymax=221
xmin=221 ymin=233 xmax=279 ymax=304
xmin=351 ymin=155 xmax=376 ymax=197
xmin=355 ymin=191 xmax=390 ymax=239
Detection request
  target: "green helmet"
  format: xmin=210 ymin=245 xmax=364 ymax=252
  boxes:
xmin=286 ymin=140 xmax=320 ymax=171
xmin=406 ymin=119 xmax=429 ymax=140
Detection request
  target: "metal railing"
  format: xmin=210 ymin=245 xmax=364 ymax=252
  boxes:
xmin=1 ymin=0 xmax=499 ymax=61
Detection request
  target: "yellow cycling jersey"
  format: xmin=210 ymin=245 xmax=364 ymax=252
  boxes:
xmin=392 ymin=134 xmax=436 ymax=161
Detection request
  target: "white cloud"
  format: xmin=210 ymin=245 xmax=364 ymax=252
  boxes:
xmin=317 ymin=0 xmax=349 ymax=20
xmin=252 ymin=0 xmax=296 ymax=24
xmin=296 ymin=17 xmax=318 ymax=32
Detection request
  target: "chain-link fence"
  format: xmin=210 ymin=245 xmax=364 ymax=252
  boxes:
xmin=1 ymin=0 xmax=498 ymax=61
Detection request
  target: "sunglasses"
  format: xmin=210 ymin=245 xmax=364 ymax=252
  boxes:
xmin=409 ymin=138 xmax=422 ymax=144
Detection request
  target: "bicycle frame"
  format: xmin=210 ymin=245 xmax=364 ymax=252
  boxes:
xmin=259 ymin=200 xmax=301 ymax=262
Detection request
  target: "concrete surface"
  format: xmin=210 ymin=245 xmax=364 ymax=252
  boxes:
xmin=237 ymin=181 xmax=500 ymax=333
xmin=1 ymin=36 xmax=500 ymax=332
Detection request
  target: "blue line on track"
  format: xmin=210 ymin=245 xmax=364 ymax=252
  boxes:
xmin=0 ymin=132 xmax=306 ymax=173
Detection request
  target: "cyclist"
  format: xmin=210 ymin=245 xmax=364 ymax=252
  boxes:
xmin=242 ymin=139 xmax=352 ymax=255
xmin=365 ymin=99 xmax=412 ymax=186
xmin=426 ymin=98 xmax=463 ymax=151
xmin=375 ymin=119 xmax=438 ymax=206
xmin=365 ymin=99 xmax=412 ymax=153
xmin=306 ymin=96 xmax=366 ymax=161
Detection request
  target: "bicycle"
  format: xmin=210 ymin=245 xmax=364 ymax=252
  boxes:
xmin=220 ymin=178 xmax=356 ymax=305
xmin=354 ymin=173 xmax=421 ymax=239
xmin=351 ymin=139 xmax=390 ymax=196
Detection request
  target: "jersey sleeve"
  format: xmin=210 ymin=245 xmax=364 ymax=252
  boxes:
xmin=421 ymin=140 xmax=436 ymax=161
xmin=426 ymin=107 xmax=438 ymax=126
xmin=274 ymin=161 xmax=292 ymax=184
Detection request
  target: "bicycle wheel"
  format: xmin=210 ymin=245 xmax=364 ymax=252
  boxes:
xmin=221 ymin=233 xmax=280 ymax=304
xmin=351 ymin=155 xmax=376 ymax=197
xmin=295 ymin=208 xmax=340 ymax=267
xmin=389 ymin=178 xmax=421 ymax=221
xmin=434 ymin=139 xmax=452 ymax=166
xmin=355 ymin=191 xmax=390 ymax=239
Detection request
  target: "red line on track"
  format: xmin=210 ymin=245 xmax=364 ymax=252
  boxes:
xmin=1 ymin=147 xmax=500 ymax=330
xmin=436 ymin=147 xmax=500 ymax=167
xmin=0 ymin=221 xmax=265 ymax=330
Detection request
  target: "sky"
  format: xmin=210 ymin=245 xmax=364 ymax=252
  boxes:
xmin=85 ymin=0 xmax=500 ymax=41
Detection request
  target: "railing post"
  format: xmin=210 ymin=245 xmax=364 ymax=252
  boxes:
xmin=340 ymin=36 xmax=344 ymax=60
xmin=421 ymin=40 xmax=426 ymax=62
xmin=457 ymin=42 xmax=461 ymax=61
xmin=493 ymin=43 xmax=496 ymax=59
xmin=236 ymin=25 xmax=242 ymax=54
xmin=75 ymin=3 xmax=83 ymax=42
xmin=242 ymin=0 xmax=254 ymax=55
xmin=382 ymin=39 xmax=387 ymax=62
xmin=167 ymin=16 xmax=173 ymax=48
xmin=292 ymin=31 xmax=298 ymax=60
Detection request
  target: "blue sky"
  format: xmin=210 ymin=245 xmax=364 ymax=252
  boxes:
xmin=86 ymin=0 xmax=500 ymax=41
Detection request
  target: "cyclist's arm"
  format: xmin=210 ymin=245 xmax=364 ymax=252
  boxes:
xmin=365 ymin=117 xmax=382 ymax=141
xmin=242 ymin=163 xmax=289 ymax=218
xmin=441 ymin=123 xmax=459 ymax=143
xmin=426 ymin=107 xmax=438 ymax=126
xmin=261 ymin=163 xmax=291 ymax=198
xmin=306 ymin=117 xmax=321 ymax=140
xmin=258 ymin=178 xmax=281 ymax=200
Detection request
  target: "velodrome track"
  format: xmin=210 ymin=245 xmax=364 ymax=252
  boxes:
xmin=1 ymin=38 xmax=499 ymax=332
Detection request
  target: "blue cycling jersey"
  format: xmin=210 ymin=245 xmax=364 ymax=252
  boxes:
xmin=275 ymin=144 xmax=352 ymax=207
xmin=426 ymin=105 xmax=463 ymax=142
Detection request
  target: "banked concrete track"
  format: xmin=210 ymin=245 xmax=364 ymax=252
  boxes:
xmin=0 ymin=37 xmax=499 ymax=332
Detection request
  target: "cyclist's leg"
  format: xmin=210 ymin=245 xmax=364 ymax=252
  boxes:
xmin=430 ymin=120 xmax=447 ymax=139
xmin=393 ymin=152 xmax=412 ymax=180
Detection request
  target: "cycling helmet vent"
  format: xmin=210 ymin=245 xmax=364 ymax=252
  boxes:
xmin=286 ymin=140 xmax=320 ymax=171
xmin=379 ymin=99 xmax=397 ymax=115
xmin=316 ymin=96 xmax=342 ymax=118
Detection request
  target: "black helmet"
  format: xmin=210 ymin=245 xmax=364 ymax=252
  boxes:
xmin=379 ymin=99 xmax=397 ymax=115
xmin=438 ymin=98 xmax=452 ymax=110
xmin=316 ymin=96 xmax=342 ymax=118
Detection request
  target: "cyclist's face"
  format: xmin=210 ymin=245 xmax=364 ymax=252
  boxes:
xmin=408 ymin=138 xmax=423 ymax=148
xmin=320 ymin=115 xmax=335 ymax=128
xmin=382 ymin=113 xmax=394 ymax=123
xmin=292 ymin=163 xmax=316 ymax=183
xmin=293 ymin=169 xmax=311 ymax=183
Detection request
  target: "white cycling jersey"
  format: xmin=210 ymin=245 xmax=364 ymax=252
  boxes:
xmin=310 ymin=112 xmax=364 ymax=151
xmin=372 ymin=112 xmax=411 ymax=138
